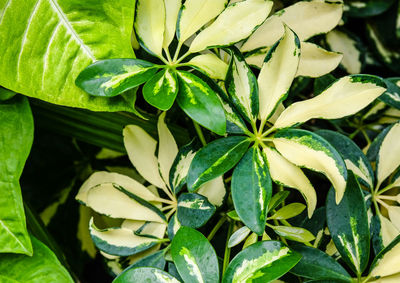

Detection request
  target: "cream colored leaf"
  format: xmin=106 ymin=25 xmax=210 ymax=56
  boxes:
xmin=197 ymin=176 xmax=226 ymax=206
xmin=163 ymin=0 xmax=182 ymax=48
xmin=123 ymin=125 xmax=165 ymax=188
xmin=188 ymin=53 xmax=229 ymax=80
xmin=157 ymin=112 xmax=178 ymax=185
xmin=275 ymin=75 xmax=387 ymax=129
xmin=296 ymin=42 xmax=342 ymax=78
xmin=370 ymin=273 xmax=400 ymax=283
xmin=122 ymin=220 xmax=167 ymax=239
xmin=379 ymin=214 xmax=399 ymax=247
xmin=189 ymin=0 xmax=273 ymax=53
xmin=388 ymin=206 xmax=400 ymax=231
xmin=244 ymin=49 xmax=269 ymax=68
xmin=263 ymin=147 xmax=317 ymax=217
xmin=371 ymin=235 xmax=400 ymax=278
xmin=135 ymin=0 xmax=166 ymax=56
xmin=376 ymin=123 xmax=400 ymax=188
xmin=258 ymin=25 xmax=300 ymax=121
xmin=177 ymin=0 xmax=227 ymax=43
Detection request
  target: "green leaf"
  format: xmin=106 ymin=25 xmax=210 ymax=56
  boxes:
xmin=171 ymin=226 xmax=219 ymax=283
xmin=317 ymin=130 xmax=374 ymax=190
xmin=0 ymin=87 xmax=16 ymax=101
xmin=76 ymin=59 xmax=158 ymax=97
xmin=0 ymin=0 xmax=136 ymax=112
xmin=290 ymin=245 xmax=352 ymax=282
xmin=270 ymin=203 xmax=306 ymax=220
xmin=232 ymin=147 xmax=272 ymax=235
xmin=345 ymin=0 xmax=395 ymax=18
xmin=187 ymin=136 xmax=250 ymax=191
xmin=228 ymin=226 xmax=251 ymax=248
xmin=326 ymin=171 xmax=370 ymax=275
xmin=227 ymin=210 xmax=241 ymax=222
xmin=273 ymin=129 xmax=347 ymax=204
xmin=380 ymin=78 xmax=400 ymax=110
xmin=268 ymin=191 xmax=290 ymax=212
xmin=222 ymin=240 xmax=301 ymax=283
xmin=176 ymin=70 xmax=226 ymax=135
xmin=225 ymin=47 xmax=259 ymax=123
xmin=370 ymin=235 xmax=400 ymax=279
xmin=114 ymin=267 xmax=179 ymax=283
xmin=124 ymin=249 xmax=166 ymax=271
xmin=177 ymin=193 xmax=216 ymax=229
xmin=272 ymin=226 xmax=315 ymax=243
xmin=0 ymin=96 xmax=33 ymax=255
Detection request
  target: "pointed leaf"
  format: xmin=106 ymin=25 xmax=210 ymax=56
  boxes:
xmin=388 ymin=206 xmax=400 ymax=231
xmin=270 ymin=203 xmax=306 ymax=220
xmin=272 ymin=226 xmax=315 ymax=243
xmin=188 ymin=53 xmax=229 ymax=81
xmin=177 ymin=193 xmax=216 ymax=228
xmin=275 ymin=75 xmax=387 ymax=128
xmin=176 ymin=71 xmax=226 ymax=135
xmin=380 ymin=79 xmax=400 ymax=110
xmin=114 ymin=267 xmax=179 ymax=283
xmin=268 ymin=191 xmax=290 ymax=212
xmin=171 ymin=226 xmax=219 ymax=283
xmin=370 ymin=235 xmax=400 ymax=278
xmin=273 ymin=129 xmax=347 ymax=203
xmin=163 ymin=0 xmax=181 ymax=48
xmin=258 ymin=25 xmax=301 ymax=121
xmin=326 ymin=171 xmax=370 ymax=274
xmin=228 ymin=226 xmax=251 ymax=248
xmin=232 ymin=147 xmax=272 ymax=235
xmin=187 ymin=136 xmax=250 ymax=191
xmin=222 ymin=241 xmax=301 ymax=283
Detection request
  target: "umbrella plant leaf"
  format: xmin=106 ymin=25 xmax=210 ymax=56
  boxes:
xmin=177 ymin=193 xmax=216 ymax=229
xmin=228 ymin=226 xmax=251 ymax=248
xmin=370 ymin=235 xmax=400 ymax=279
xmin=167 ymin=213 xmax=181 ymax=241
xmin=114 ymin=267 xmax=179 ymax=283
xmin=272 ymin=226 xmax=315 ymax=243
xmin=269 ymin=203 xmax=306 ymax=220
xmin=163 ymin=0 xmax=181 ymax=49
xmin=379 ymin=78 xmax=400 ymax=110
xmin=188 ymin=53 xmax=229 ymax=81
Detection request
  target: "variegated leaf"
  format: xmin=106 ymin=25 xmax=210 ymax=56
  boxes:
xmin=273 ymin=129 xmax=347 ymax=203
xmin=275 ymin=75 xmax=387 ymax=129
xmin=222 ymin=241 xmax=301 ymax=283
xmin=189 ymin=0 xmax=273 ymax=53
xmin=177 ymin=193 xmax=216 ymax=228
xmin=114 ymin=267 xmax=180 ymax=283
xmin=197 ymin=176 xmax=226 ymax=207
xmin=163 ymin=0 xmax=182 ymax=48
xmin=167 ymin=213 xmax=181 ymax=240
xmin=176 ymin=0 xmax=228 ymax=43
xmin=188 ymin=53 xmax=228 ymax=80
xmin=258 ymin=25 xmax=300 ymax=121
xmin=378 ymin=214 xmax=399 ymax=247
xmin=134 ymin=0 xmax=165 ymax=56
xmin=228 ymin=226 xmax=251 ymax=248
xmin=370 ymin=235 xmax=400 ymax=278
xmin=380 ymin=79 xmax=400 ymax=110
xmin=263 ymin=146 xmax=316 ymax=217
xmin=121 ymin=220 xmax=167 ymax=239
xmin=388 ymin=206 xmax=400 ymax=231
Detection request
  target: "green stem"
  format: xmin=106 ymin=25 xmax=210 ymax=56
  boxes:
xmin=377 ymin=183 xmax=395 ymax=195
xmin=173 ymin=42 xmax=183 ymax=62
xmin=223 ymin=221 xmax=234 ymax=274
xmin=164 ymin=48 xmax=173 ymax=63
xmin=361 ymin=129 xmax=371 ymax=145
xmin=193 ymin=121 xmax=207 ymax=146
xmin=207 ymin=216 xmax=227 ymax=241
xmin=261 ymin=126 xmax=276 ymax=138
xmin=175 ymin=51 xmax=191 ymax=64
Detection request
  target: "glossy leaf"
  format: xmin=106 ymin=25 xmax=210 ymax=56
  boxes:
xmin=0 ymin=96 xmax=33 ymax=255
xmin=270 ymin=203 xmax=306 ymax=220
xmin=187 ymin=136 xmax=250 ymax=191
xmin=273 ymin=129 xmax=347 ymax=204
xmin=228 ymin=226 xmax=251 ymax=248
xmin=275 ymin=75 xmax=387 ymax=129
xmin=143 ymin=69 xmax=179 ymax=111
xmin=0 ymin=0 xmax=136 ymax=111
xmin=268 ymin=191 xmax=290 ymax=212
xmin=370 ymin=235 xmax=400 ymax=279
xmin=176 ymin=71 xmax=226 ymax=135
xmin=76 ymin=59 xmax=158 ymax=97
xmin=380 ymin=79 xmax=400 ymax=110
xmin=222 ymin=241 xmax=301 ymax=283
xmin=345 ymin=0 xmax=395 ymax=18
xmin=114 ymin=267 xmax=179 ymax=283
xmin=177 ymin=193 xmax=216 ymax=229
xmin=232 ymin=147 xmax=272 ymax=235
xmin=167 ymin=213 xmax=181 ymax=241
xmin=273 ymin=226 xmax=315 ymax=243
xmin=197 ymin=176 xmax=226 ymax=207
xmin=124 ymin=249 xmax=166 ymax=271
xmin=326 ymin=172 xmax=370 ymax=274
xmin=171 ymin=226 xmax=219 ymax=283
xmin=188 ymin=53 xmax=228 ymax=81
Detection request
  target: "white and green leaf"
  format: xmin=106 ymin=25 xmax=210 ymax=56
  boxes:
xmin=177 ymin=193 xmax=216 ymax=229
xmin=188 ymin=53 xmax=228 ymax=80
xmin=370 ymin=235 xmax=400 ymax=278
xmin=163 ymin=0 xmax=182 ymax=49
xmin=228 ymin=226 xmax=251 ymax=248
xmin=114 ymin=267 xmax=180 ymax=283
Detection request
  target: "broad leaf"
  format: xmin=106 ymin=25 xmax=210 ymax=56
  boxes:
xmin=188 ymin=53 xmax=229 ymax=80
xmin=143 ymin=69 xmax=179 ymax=111
xmin=228 ymin=226 xmax=251 ymax=248
xmin=177 ymin=0 xmax=228 ymax=43
xmin=225 ymin=47 xmax=259 ymax=123
xmin=0 ymin=0 xmax=136 ymax=111
xmin=187 ymin=136 xmax=250 ymax=191
xmin=176 ymin=71 xmax=226 ymax=135
xmin=222 ymin=241 xmax=301 ymax=283
xmin=269 ymin=203 xmax=306 ymax=220
xmin=380 ymin=79 xmax=400 ymax=110
xmin=370 ymin=235 xmax=400 ymax=279
xmin=232 ymin=147 xmax=272 ymax=235
xmin=76 ymin=59 xmax=158 ymax=97
xmin=114 ymin=267 xmax=179 ymax=283
xmin=134 ymin=0 xmax=165 ymax=56
xmin=264 ymin=146 xmax=316 ymax=217
xmin=0 ymin=96 xmax=33 ymax=255
xmin=171 ymin=226 xmax=219 ymax=283
xmin=258 ymin=25 xmax=300 ymax=121
xmin=317 ymin=130 xmax=374 ymax=190
xmin=273 ymin=129 xmax=347 ymax=203
xmin=189 ymin=0 xmax=272 ymax=53
xmin=177 ymin=193 xmax=216 ymax=228
xmin=272 ymin=226 xmax=315 ymax=243
xmin=275 ymin=75 xmax=387 ymax=128
xmin=290 ymin=245 xmax=352 ymax=282
xmin=326 ymin=172 xmax=370 ymax=275
xmin=163 ymin=0 xmax=181 ymax=48
xmin=0 ymin=236 xmax=73 ymax=282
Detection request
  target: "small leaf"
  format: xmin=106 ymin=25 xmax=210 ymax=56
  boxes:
xmin=273 ymin=226 xmax=315 ymax=243
xmin=188 ymin=53 xmax=228 ymax=80
xmin=268 ymin=191 xmax=290 ymax=212
xmin=176 ymin=71 xmax=226 ymax=135
xmin=222 ymin=241 xmax=301 ymax=283
xmin=189 ymin=0 xmax=273 ymax=53
xmin=76 ymin=59 xmax=158 ymax=97
xmin=232 ymin=147 xmax=272 ymax=235
xmin=270 ymin=203 xmax=306 ymax=220
xmin=177 ymin=193 xmax=216 ymax=228
xmin=227 ymin=210 xmax=241 ymax=222
xmin=114 ymin=267 xmax=179 ymax=283
xmin=171 ymin=226 xmax=219 ymax=283
xmin=187 ymin=136 xmax=250 ymax=191
xmin=163 ymin=0 xmax=182 ymax=48
xmin=370 ymin=235 xmax=400 ymax=279
xmin=326 ymin=171 xmax=370 ymax=275
xmin=228 ymin=226 xmax=251 ymax=248
xmin=273 ymin=129 xmax=347 ymax=204
xmin=290 ymin=245 xmax=352 ymax=282
xmin=143 ymin=69 xmax=179 ymax=111
xmin=275 ymin=75 xmax=387 ymax=129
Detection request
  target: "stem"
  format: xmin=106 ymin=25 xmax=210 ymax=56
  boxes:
xmin=175 ymin=51 xmax=191 ymax=64
xmin=377 ymin=195 xmax=397 ymax=201
xmin=161 ymin=204 xmax=176 ymax=211
xmin=173 ymin=42 xmax=183 ymax=62
xmin=349 ymin=128 xmax=361 ymax=139
xmin=164 ymin=48 xmax=173 ymax=63
xmin=165 ymin=207 xmax=176 ymax=220
xmin=222 ymin=221 xmax=234 ymax=274
xmin=207 ymin=216 xmax=227 ymax=241
xmin=193 ymin=121 xmax=207 ymax=146
xmin=153 ymin=197 xmax=175 ymax=205
xmin=361 ymin=129 xmax=371 ymax=145
xmin=376 ymin=198 xmax=389 ymax=209
xmin=261 ymin=126 xmax=276 ymax=138
xmin=377 ymin=183 xmax=395 ymax=195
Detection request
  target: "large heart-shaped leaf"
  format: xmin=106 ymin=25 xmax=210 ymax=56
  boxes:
xmin=0 ymin=0 xmax=136 ymax=111
xmin=232 ymin=147 xmax=272 ymax=235
xmin=326 ymin=171 xmax=370 ymax=275
xmin=0 ymin=96 xmax=33 ymax=255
